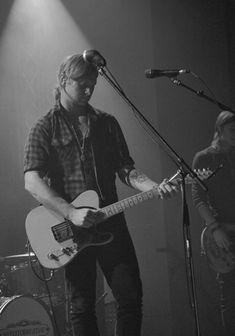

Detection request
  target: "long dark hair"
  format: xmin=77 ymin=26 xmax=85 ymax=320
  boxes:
xmin=211 ymin=110 xmax=235 ymax=151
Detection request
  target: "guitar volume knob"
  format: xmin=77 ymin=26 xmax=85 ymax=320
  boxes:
xmin=48 ymin=253 xmax=59 ymax=261
xmin=62 ymin=248 xmax=71 ymax=255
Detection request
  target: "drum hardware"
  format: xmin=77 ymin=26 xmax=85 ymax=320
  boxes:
xmin=2 ymin=252 xmax=36 ymax=259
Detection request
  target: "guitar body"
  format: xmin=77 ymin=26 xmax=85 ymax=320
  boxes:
xmin=201 ymin=227 xmax=235 ymax=273
xmin=25 ymin=190 xmax=113 ymax=269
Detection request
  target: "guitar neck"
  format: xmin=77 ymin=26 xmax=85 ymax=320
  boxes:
xmin=100 ymin=167 xmax=213 ymax=220
xmin=101 ymin=188 xmax=159 ymax=219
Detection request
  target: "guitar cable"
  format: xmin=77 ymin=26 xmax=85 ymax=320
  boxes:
xmin=26 ymin=240 xmax=62 ymax=336
xmin=26 ymin=240 xmax=54 ymax=282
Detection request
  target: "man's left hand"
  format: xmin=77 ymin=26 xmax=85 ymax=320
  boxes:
xmin=157 ymin=178 xmax=179 ymax=199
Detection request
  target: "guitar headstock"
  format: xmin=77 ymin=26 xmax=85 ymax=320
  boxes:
xmin=169 ymin=168 xmax=213 ymax=186
xmin=186 ymin=168 xmax=214 ymax=184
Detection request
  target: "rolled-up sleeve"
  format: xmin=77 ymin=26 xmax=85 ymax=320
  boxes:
xmin=24 ymin=119 xmax=50 ymax=174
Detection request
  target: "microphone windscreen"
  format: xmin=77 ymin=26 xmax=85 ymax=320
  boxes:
xmin=83 ymin=50 xmax=106 ymax=67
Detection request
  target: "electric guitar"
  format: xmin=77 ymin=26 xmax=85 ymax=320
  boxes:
xmin=201 ymin=225 xmax=235 ymax=273
xmin=25 ymin=169 xmax=212 ymax=269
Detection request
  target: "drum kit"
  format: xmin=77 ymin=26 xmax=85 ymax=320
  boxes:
xmin=0 ymin=252 xmax=70 ymax=335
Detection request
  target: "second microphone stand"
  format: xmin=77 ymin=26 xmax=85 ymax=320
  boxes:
xmin=97 ymin=65 xmax=207 ymax=336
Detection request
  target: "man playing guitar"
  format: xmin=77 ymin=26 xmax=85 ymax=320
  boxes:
xmin=24 ymin=52 xmax=177 ymax=336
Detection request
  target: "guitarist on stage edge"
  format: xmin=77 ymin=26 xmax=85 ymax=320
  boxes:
xmin=192 ymin=110 xmax=235 ymax=336
xmin=23 ymin=53 xmax=177 ymax=336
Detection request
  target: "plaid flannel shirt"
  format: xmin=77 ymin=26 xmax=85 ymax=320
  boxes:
xmin=24 ymin=105 xmax=134 ymax=204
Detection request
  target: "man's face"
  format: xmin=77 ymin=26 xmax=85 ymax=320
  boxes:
xmin=65 ymin=75 xmax=97 ymax=106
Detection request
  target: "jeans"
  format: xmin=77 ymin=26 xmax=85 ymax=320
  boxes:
xmin=65 ymin=218 xmax=143 ymax=336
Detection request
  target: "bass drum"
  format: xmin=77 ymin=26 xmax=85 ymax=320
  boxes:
xmin=0 ymin=296 xmax=54 ymax=335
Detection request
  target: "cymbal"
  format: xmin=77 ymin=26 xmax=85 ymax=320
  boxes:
xmin=3 ymin=252 xmax=36 ymax=259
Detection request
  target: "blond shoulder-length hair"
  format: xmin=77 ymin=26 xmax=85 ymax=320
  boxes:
xmin=54 ymin=53 xmax=98 ymax=107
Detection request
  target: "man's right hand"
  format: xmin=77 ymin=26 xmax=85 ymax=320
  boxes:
xmin=68 ymin=207 xmax=106 ymax=228
xmin=213 ymin=227 xmax=231 ymax=251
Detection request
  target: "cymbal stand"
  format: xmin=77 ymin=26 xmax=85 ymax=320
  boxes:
xmin=180 ymin=168 xmax=201 ymax=336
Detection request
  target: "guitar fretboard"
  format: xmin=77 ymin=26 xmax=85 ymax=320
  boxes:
xmin=101 ymin=188 xmax=159 ymax=219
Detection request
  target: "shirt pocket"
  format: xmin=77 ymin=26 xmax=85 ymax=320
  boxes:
xmin=51 ymin=134 xmax=77 ymax=163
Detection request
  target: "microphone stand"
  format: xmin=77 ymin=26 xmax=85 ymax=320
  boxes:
xmin=170 ymin=77 xmax=235 ymax=113
xmin=167 ymin=76 xmax=235 ymax=335
xmin=98 ymin=66 xmax=207 ymax=336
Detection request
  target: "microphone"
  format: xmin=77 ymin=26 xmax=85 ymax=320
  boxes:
xmin=83 ymin=50 xmax=106 ymax=67
xmin=145 ymin=68 xmax=190 ymax=78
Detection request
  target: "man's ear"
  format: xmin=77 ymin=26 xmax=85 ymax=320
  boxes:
xmin=61 ymin=77 xmax=67 ymax=88
xmin=60 ymin=72 xmax=68 ymax=88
